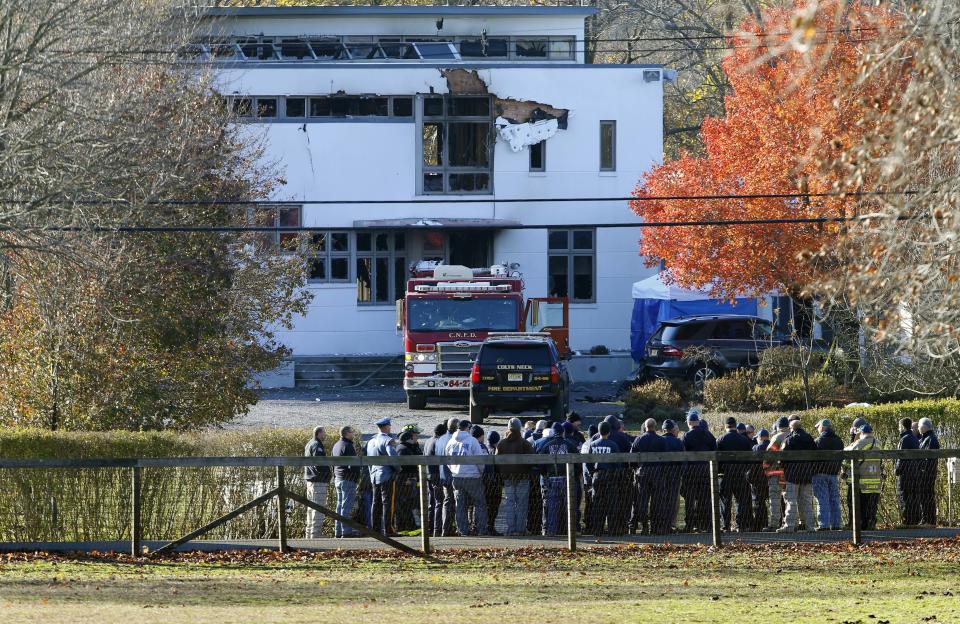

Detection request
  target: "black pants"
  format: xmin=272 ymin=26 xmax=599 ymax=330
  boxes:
xmin=484 ymin=474 xmax=503 ymax=534
xmin=918 ymin=472 xmax=938 ymax=525
xmin=653 ymin=468 xmax=681 ymax=534
xmin=527 ymin=474 xmax=543 ymax=534
xmin=633 ymin=469 xmax=660 ymax=532
xmin=609 ymin=468 xmax=632 ymax=535
xmin=591 ymin=471 xmax=616 ymax=536
xmin=859 ymin=493 xmax=880 ymax=530
xmin=683 ymin=465 xmax=710 ymax=532
xmin=897 ymin=474 xmax=920 ymax=525
xmin=395 ymin=475 xmax=419 ymax=531
xmin=371 ymin=480 xmax=395 ymax=535
xmin=719 ymin=471 xmax=753 ymax=531
xmin=750 ymin=475 xmax=769 ymax=531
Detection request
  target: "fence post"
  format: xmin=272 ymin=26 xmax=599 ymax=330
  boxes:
xmin=850 ymin=459 xmax=861 ymax=546
xmin=709 ymin=458 xmax=722 ymax=547
xmin=418 ymin=464 xmax=431 ymax=555
xmin=276 ymin=465 xmax=289 ymax=553
xmin=566 ymin=461 xmax=577 ymax=552
xmin=131 ymin=466 xmax=142 ymax=557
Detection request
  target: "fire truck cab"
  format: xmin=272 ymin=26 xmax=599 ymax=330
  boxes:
xmin=396 ymin=263 xmax=569 ymax=410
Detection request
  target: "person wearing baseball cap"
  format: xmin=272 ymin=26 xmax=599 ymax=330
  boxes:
xmin=366 ymin=416 xmax=399 ymax=536
xmin=749 ymin=429 xmax=772 ymax=530
xmin=717 ymin=415 xmax=755 ymax=532
xmin=681 ymin=408 xmax=717 ymax=533
xmin=845 ymin=421 xmax=880 ymax=530
xmin=536 ymin=418 xmax=580 ymax=536
xmin=658 ymin=419 xmax=685 ymax=533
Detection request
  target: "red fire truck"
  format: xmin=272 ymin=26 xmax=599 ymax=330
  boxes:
xmin=396 ymin=263 xmax=569 ymax=410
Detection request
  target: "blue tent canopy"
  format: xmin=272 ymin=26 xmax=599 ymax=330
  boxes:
xmin=630 ymin=275 xmax=758 ymax=362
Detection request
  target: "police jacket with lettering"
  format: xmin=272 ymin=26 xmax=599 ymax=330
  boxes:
xmin=586 ymin=438 xmax=620 ymax=475
xmin=536 ymin=435 xmax=579 ymax=478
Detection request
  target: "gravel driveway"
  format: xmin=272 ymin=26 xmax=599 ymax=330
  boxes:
xmin=229 ymin=383 xmax=625 ymax=432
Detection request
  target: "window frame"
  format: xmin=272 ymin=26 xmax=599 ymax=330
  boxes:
xmin=417 ymin=94 xmax=494 ymax=195
xmin=547 ymin=228 xmax=596 ymax=303
xmin=356 ymin=230 xmax=407 ymax=306
xmin=529 ymin=140 xmax=546 ymax=172
xmin=307 ymin=230 xmax=352 ymax=284
xmin=599 ymin=120 xmax=617 ymax=172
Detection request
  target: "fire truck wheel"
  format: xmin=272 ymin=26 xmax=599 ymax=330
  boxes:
xmin=406 ymin=392 xmax=428 ymax=410
xmin=469 ymin=402 xmax=486 ymax=424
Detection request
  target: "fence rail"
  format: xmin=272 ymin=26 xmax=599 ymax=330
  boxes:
xmin=2 ymin=449 xmax=958 ymax=469
xmin=1 ymin=450 xmax=957 ymax=558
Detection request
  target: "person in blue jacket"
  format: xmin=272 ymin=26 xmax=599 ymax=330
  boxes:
xmin=536 ymin=422 xmax=579 ymax=536
xmin=366 ymin=416 xmax=399 ymax=536
xmin=630 ymin=418 xmax=666 ymax=535
xmin=586 ymin=421 xmax=620 ymax=538
xmin=682 ymin=409 xmax=717 ymax=533
xmin=656 ymin=419 xmax=686 ymax=534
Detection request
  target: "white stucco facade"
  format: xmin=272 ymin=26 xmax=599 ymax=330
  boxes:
xmin=205 ymin=6 xmax=666 ymax=356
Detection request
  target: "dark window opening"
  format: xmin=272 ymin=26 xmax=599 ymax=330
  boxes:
xmin=286 ymin=97 xmax=306 ymax=118
xmin=548 ymin=228 xmax=596 ymax=302
xmin=600 ymin=120 xmax=616 ymax=171
xmin=392 ymin=97 xmax=413 ymax=117
xmin=256 ymin=98 xmax=277 ymax=118
xmin=530 ymin=141 xmax=545 ymax=172
xmin=447 ymin=97 xmax=490 ymax=117
xmin=359 ymin=97 xmax=389 ymax=116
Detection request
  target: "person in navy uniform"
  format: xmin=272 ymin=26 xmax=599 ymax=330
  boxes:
xmin=586 ymin=421 xmax=620 ymax=538
xmin=682 ymin=409 xmax=716 ymax=533
xmin=717 ymin=417 xmax=754 ymax=532
xmin=630 ymin=418 xmax=666 ymax=535
xmin=750 ymin=429 xmax=771 ymax=531
xmin=536 ymin=422 xmax=580 ymax=536
xmin=657 ymin=419 xmax=685 ymax=534
xmin=894 ymin=417 xmax=921 ymax=527
xmin=366 ymin=416 xmax=399 ymax=536
xmin=917 ymin=417 xmax=941 ymax=527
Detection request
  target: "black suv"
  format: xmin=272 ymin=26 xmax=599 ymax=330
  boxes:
xmin=468 ymin=333 xmax=570 ymax=424
xmin=642 ymin=315 xmax=791 ymax=388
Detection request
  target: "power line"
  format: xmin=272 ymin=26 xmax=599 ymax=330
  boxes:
xmin=0 ymin=190 xmax=920 ymax=207
xmin=0 ymin=214 xmax=909 ymax=234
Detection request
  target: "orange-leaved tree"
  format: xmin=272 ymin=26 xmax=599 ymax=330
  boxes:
xmin=631 ymin=0 xmax=904 ymax=297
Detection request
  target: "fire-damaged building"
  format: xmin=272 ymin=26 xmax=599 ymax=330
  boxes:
xmin=196 ymin=5 xmax=673 ymax=386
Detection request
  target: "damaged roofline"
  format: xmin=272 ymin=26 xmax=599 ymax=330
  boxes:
xmin=206 ymin=62 xmax=665 ymax=70
xmin=202 ymin=6 xmax=598 ymax=18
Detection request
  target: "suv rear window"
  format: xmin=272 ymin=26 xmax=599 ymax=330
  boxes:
xmin=711 ymin=320 xmax=752 ymax=339
xmin=480 ymin=344 xmax=552 ymax=368
xmin=652 ymin=323 xmax=708 ymax=342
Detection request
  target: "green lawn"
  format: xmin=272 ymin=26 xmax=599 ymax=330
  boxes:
xmin=1 ymin=542 xmax=958 ymax=623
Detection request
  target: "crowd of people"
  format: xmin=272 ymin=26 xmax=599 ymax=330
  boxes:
xmin=301 ymin=411 xmax=943 ymax=539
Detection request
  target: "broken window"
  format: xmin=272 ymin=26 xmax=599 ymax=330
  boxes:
xmin=419 ymin=95 xmax=493 ymax=195
xmin=412 ymin=42 xmax=460 ymax=61
xmin=548 ymin=229 xmax=595 ymax=302
xmin=308 ymin=38 xmax=347 ymax=60
xmin=256 ymin=98 xmax=277 ymax=118
xmin=286 ymin=97 xmax=306 ymax=118
xmin=280 ymin=38 xmax=312 ymax=60
xmin=307 ymin=230 xmax=351 ymax=283
xmin=310 ymin=98 xmax=331 ymax=117
xmin=515 ymin=38 xmax=548 ymax=58
xmin=357 ymin=230 xmax=406 ymax=305
xmin=530 ymin=140 xmax=546 ymax=172
xmin=600 ymin=120 xmax=617 ymax=171
xmin=359 ymin=97 xmax=389 ymax=116
xmin=232 ymin=97 xmax=252 ymax=117
xmin=392 ymin=97 xmax=413 ymax=117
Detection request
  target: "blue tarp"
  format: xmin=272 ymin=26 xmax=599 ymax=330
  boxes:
xmin=630 ymin=297 xmax=758 ymax=362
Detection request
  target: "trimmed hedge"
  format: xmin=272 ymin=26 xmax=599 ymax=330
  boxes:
xmin=0 ymin=428 xmax=340 ymax=543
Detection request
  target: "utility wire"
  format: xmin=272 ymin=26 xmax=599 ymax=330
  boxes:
xmin=0 ymin=214 xmax=912 ymax=234
xmin=0 ymin=190 xmax=919 ymax=207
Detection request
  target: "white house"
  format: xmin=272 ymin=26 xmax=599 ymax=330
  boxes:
xmin=197 ymin=6 xmax=670 ymax=383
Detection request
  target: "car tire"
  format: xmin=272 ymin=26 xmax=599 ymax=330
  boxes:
xmin=469 ymin=401 xmax=486 ymax=424
xmin=690 ymin=363 xmax=721 ymax=391
xmin=549 ymin=393 xmax=565 ymax=421
xmin=406 ymin=392 xmax=428 ymax=410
